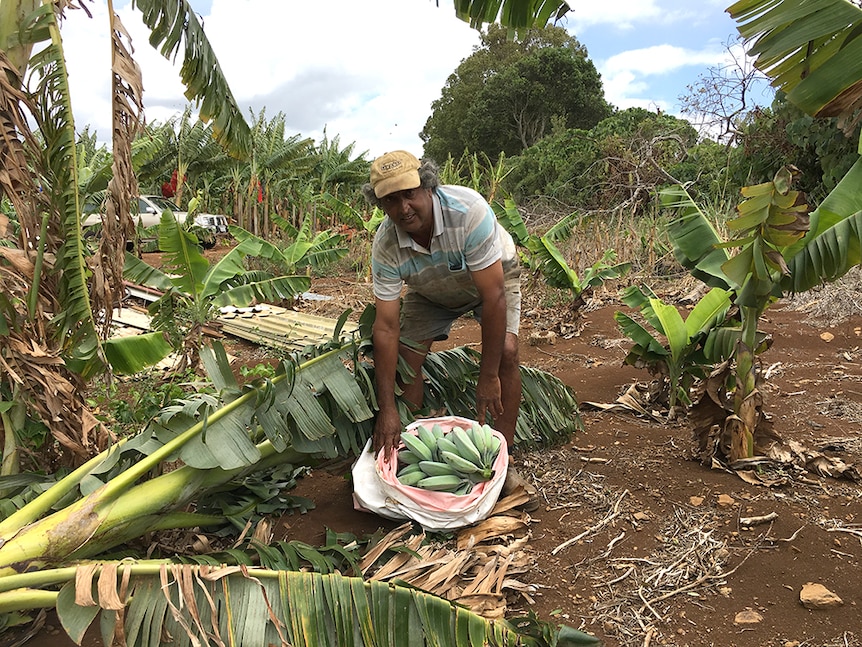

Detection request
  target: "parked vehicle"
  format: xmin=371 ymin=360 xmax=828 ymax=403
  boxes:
xmin=83 ymin=195 xmax=230 ymax=235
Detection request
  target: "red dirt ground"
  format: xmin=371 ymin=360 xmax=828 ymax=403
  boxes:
xmin=26 ymin=268 xmax=862 ymax=647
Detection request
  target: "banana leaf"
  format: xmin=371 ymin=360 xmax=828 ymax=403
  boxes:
xmin=661 ymin=185 xmax=732 ymax=290
xmin=728 ymin=0 xmax=862 ymax=135
xmin=783 ymin=157 xmax=862 ymax=292
xmin=47 ymin=564 xmax=583 ymax=647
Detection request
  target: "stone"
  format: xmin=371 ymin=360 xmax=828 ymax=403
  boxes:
xmin=528 ymin=329 xmax=556 ymax=346
xmin=800 ymin=582 xmax=843 ymax=609
xmin=717 ymin=494 xmax=736 ymax=507
xmin=734 ymin=608 xmax=763 ymax=624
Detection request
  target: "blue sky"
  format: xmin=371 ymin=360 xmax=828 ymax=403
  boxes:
xmin=61 ymin=0 xmax=774 ymax=159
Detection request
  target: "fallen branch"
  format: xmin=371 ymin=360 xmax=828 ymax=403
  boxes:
xmin=551 ymin=489 xmax=629 ymax=555
xmin=739 ymin=512 xmax=778 ymax=527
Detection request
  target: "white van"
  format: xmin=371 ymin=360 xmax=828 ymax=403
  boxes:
xmin=83 ymin=195 xmax=230 ymax=235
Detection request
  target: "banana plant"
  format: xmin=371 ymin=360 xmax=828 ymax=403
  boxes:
xmin=265 ymin=211 xmax=350 ymax=273
xmin=659 ymin=160 xmax=862 ymax=461
xmin=120 ymin=211 xmax=311 ymax=371
xmin=315 ymin=191 xmax=387 ymax=238
xmin=614 ymin=285 xmax=733 ymax=410
xmin=496 ymin=199 xmax=631 ymax=309
xmin=0 ymin=328 xmax=586 ymax=645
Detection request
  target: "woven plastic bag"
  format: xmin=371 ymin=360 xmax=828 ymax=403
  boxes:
xmin=352 ymin=415 xmax=508 ymax=531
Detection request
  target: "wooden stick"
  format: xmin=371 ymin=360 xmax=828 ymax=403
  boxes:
xmin=739 ymin=512 xmax=778 ymax=527
xmin=551 ymin=489 xmax=629 ymax=555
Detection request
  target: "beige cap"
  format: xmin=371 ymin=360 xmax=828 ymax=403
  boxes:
xmin=370 ymin=150 xmax=421 ymax=198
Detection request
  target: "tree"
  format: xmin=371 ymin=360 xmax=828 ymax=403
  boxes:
xmin=730 ymin=92 xmax=862 ymax=203
xmin=677 ymin=36 xmax=772 ymax=145
xmin=465 ymin=46 xmax=611 ymax=157
xmin=420 ymin=24 xmax=609 ymax=162
xmin=504 ymin=107 xmax=698 ymax=210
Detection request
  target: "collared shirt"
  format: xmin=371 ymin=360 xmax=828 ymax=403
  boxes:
xmin=371 ymin=185 xmax=518 ymax=309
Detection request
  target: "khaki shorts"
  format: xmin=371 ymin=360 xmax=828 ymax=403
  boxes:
xmin=399 ymin=274 xmax=521 ymax=342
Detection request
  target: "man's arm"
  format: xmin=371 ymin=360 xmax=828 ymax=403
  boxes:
xmin=372 ymin=297 xmax=403 ymax=461
xmin=470 ymin=259 xmax=507 ymax=426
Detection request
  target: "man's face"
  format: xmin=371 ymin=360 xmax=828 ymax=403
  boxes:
xmin=379 ymin=187 xmax=433 ymax=236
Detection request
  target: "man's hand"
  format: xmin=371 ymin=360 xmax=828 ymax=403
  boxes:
xmin=475 ymin=373 xmax=503 ymax=427
xmin=373 ymin=407 xmax=403 ymax=463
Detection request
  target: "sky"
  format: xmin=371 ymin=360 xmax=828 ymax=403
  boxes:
xmin=60 ymin=0 xmax=773 ymax=160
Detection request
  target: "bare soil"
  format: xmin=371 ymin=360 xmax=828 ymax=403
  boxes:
xmin=26 ymin=258 xmax=862 ymax=647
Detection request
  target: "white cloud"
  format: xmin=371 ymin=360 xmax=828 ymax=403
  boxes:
xmin=563 ymin=0 xmax=664 ymax=31
xmin=598 ymin=44 xmax=726 ymax=109
xmin=60 ymin=0 xmax=757 ymax=158
xmin=63 ymin=0 xmax=480 ymax=158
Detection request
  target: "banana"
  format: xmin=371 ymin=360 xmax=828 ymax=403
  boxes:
xmin=418 ymin=460 xmax=457 ymax=477
xmin=450 ymin=427 xmax=483 ymax=466
xmin=469 ymin=423 xmax=487 ymax=459
xmin=397 ymin=470 xmax=426 ymax=486
xmin=431 ymin=423 xmax=445 ymax=441
xmin=416 ymin=425 xmax=438 ymax=458
xmin=440 ymin=449 xmax=481 ymax=475
xmin=397 ymin=463 xmax=423 ymax=477
xmin=486 ymin=432 xmax=502 ymax=464
xmin=416 ymin=475 xmax=464 ymax=491
xmin=435 ymin=436 xmax=460 ymax=456
xmin=398 ymin=449 xmax=420 ymax=465
xmin=453 ymin=481 xmax=474 ymax=496
xmin=400 ymin=432 xmax=434 ymax=463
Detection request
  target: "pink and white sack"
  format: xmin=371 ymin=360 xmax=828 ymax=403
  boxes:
xmin=352 ymin=415 xmax=508 ymax=531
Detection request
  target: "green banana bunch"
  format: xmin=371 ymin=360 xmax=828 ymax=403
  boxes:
xmin=395 ymin=422 xmax=502 ymax=494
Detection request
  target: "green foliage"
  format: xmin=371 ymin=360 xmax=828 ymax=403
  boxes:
xmin=495 ymin=199 xmax=631 ymax=302
xmin=731 ymin=93 xmax=862 ymax=203
xmin=265 ymin=211 xmax=349 ymax=274
xmin=615 ymin=285 xmax=733 ymax=409
xmin=421 ymin=24 xmax=609 ymax=162
xmin=504 ymin=108 xmax=699 ymax=210
xmin=194 ymin=463 xmax=314 ymax=535
xmin=239 ymin=363 xmax=278 ymax=380
xmin=121 ymin=214 xmax=311 ymax=369
xmin=87 ymin=369 xmax=211 ymax=436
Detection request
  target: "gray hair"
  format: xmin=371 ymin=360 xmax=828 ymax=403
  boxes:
xmin=361 ymin=158 xmax=441 ymax=208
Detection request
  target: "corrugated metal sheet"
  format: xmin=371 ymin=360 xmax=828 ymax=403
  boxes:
xmin=216 ymin=304 xmax=360 ymax=352
xmin=110 ymin=303 xmax=356 ymax=361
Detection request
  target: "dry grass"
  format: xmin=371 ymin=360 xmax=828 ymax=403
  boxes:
xmin=780 ymin=266 xmax=862 ymax=325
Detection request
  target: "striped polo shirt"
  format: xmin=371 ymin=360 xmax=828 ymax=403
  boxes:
xmin=371 ymin=185 xmax=519 ymax=309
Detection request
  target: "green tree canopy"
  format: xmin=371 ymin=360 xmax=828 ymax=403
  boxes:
xmin=504 ymin=107 xmax=699 ymax=210
xmin=420 ymin=24 xmax=610 ymax=162
xmin=730 ymin=91 xmax=862 ymax=203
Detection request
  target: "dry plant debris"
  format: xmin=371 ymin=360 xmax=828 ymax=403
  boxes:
xmin=358 ymin=494 xmax=538 ymax=619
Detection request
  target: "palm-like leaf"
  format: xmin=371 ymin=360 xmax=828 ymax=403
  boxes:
xmin=783 ymin=157 xmax=862 ymax=292
xmin=422 ymin=346 xmax=581 ymax=448
xmin=103 ymin=332 xmax=174 ymax=375
xmin=494 ymin=198 xmax=531 ymax=246
xmin=728 ymin=0 xmax=862 ymax=135
xmin=528 ymin=237 xmax=580 ymax=290
xmin=133 ymin=0 xmax=252 ymax=158
xmin=661 ymin=185 xmax=732 ymax=290
xmin=454 ymin=0 xmax=571 ymax=32
xmin=27 ymin=20 xmax=105 ymax=377
xmin=47 ymin=565 xmax=572 ymax=647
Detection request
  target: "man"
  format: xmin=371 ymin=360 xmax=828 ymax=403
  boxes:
xmin=361 ymin=150 xmax=536 ymax=504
